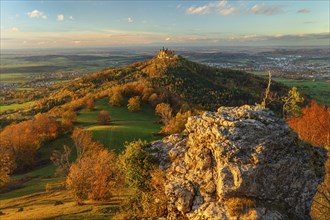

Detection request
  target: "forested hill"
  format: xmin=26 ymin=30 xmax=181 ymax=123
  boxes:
xmin=0 ymin=49 xmax=291 ymax=127
xmin=81 ymin=49 xmax=289 ymax=111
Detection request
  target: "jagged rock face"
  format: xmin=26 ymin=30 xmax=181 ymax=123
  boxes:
xmin=151 ymin=105 xmax=327 ymax=220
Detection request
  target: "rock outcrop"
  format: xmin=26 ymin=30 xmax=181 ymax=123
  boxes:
xmin=151 ymin=105 xmax=327 ymax=219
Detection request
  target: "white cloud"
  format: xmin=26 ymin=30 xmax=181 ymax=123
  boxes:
xmin=176 ymin=4 xmax=182 ymax=9
xmin=217 ymin=6 xmax=238 ymax=16
xmin=250 ymin=4 xmax=283 ymax=16
xmin=69 ymin=16 xmax=74 ymax=20
xmin=186 ymin=5 xmax=211 ymax=15
xmin=186 ymin=1 xmax=284 ymax=16
xmin=128 ymin=17 xmax=133 ymax=23
xmin=74 ymin=41 xmax=81 ymax=44
xmin=186 ymin=0 xmax=238 ymax=16
xmin=27 ymin=10 xmax=47 ymax=19
xmin=297 ymin=8 xmax=311 ymax=14
xmin=11 ymin=27 xmax=19 ymax=32
xmin=165 ymin=37 xmax=171 ymax=41
xmin=57 ymin=14 xmax=64 ymax=21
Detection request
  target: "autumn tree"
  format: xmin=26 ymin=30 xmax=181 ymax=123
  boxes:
xmin=50 ymin=145 xmax=72 ymax=177
xmin=287 ymin=100 xmax=329 ymax=147
xmin=0 ymin=146 xmax=16 ymax=188
xmin=97 ymin=110 xmax=111 ymax=125
xmin=109 ymin=86 xmax=124 ymax=107
xmin=142 ymin=87 xmax=155 ymax=102
xmin=162 ymin=111 xmax=191 ymax=134
xmin=127 ymin=96 xmax=141 ymax=112
xmin=71 ymin=128 xmax=102 ymax=160
xmin=148 ymin=93 xmax=159 ymax=107
xmin=66 ymin=148 xmax=121 ymax=204
xmin=61 ymin=109 xmax=77 ymax=132
xmin=0 ymin=114 xmax=59 ymax=173
xmin=155 ymin=103 xmax=172 ymax=125
xmin=86 ymin=97 xmax=95 ymax=111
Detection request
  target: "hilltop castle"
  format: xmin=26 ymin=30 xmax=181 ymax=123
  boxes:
xmin=157 ymin=47 xmax=177 ymax=59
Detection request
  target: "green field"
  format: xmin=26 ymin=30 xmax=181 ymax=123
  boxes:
xmin=0 ymin=73 xmax=28 ymax=84
xmin=77 ymin=98 xmax=161 ymax=153
xmin=0 ymin=101 xmax=35 ymax=112
xmin=252 ymin=71 xmax=330 ymax=106
xmin=273 ymin=78 xmax=329 ymax=106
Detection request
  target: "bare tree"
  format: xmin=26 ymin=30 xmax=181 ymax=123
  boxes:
xmin=261 ymin=71 xmax=272 ymax=108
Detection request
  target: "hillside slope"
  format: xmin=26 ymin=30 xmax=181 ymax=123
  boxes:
xmin=81 ymin=49 xmax=288 ymax=111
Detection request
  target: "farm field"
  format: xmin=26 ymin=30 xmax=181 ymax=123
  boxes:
xmin=252 ymin=71 xmax=329 ymax=106
xmin=272 ymin=78 xmax=330 ymax=106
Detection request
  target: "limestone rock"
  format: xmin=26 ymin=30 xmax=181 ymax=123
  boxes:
xmin=151 ymin=105 xmax=327 ymax=219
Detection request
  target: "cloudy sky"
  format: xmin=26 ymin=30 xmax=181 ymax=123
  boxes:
xmin=1 ymin=0 xmax=329 ymax=49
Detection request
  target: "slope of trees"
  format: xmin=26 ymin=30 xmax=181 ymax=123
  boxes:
xmin=0 ymin=114 xmax=59 ymax=173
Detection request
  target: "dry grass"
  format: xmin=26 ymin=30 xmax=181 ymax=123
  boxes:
xmin=224 ymin=197 xmax=256 ymax=217
xmin=0 ymin=189 xmax=126 ymax=219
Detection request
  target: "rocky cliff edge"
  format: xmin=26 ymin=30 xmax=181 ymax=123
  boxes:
xmin=151 ymin=105 xmax=327 ymax=219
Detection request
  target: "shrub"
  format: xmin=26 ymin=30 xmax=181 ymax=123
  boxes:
xmin=155 ymin=103 xmax=172 ymax=125
xmin=162 ymin=111 xmax=191 ymax=134
xmin=119 ymin=140 xmax=154 ymax=191
xmin=116 ymin=140 xmax=167 ymax=218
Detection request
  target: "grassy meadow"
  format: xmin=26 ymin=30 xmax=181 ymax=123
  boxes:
xmin=0 ymin=101 xmax=35 ymax=112
xmin=76 ymin=98 xmax=161 ymax=153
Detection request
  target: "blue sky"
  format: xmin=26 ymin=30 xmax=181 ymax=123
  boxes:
xmin=1 ymin=0 xmax=329 ymax=49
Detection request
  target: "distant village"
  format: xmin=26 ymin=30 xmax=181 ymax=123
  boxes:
xmin=204 ymin=55 xmax=329 ymax=80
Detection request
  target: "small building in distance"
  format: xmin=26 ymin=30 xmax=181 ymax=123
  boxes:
xmin=157 ymin=48 xmax=177 ymax=59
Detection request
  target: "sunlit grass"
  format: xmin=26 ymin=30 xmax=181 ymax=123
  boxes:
xmin=77 ymin=98 xmax=161 ymax=153
xmin=0 ymin=101 xmax=35 ymax=112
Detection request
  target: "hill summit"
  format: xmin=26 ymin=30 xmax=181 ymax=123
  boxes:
xmin=83 ymin=49 xmax=288 ymax=111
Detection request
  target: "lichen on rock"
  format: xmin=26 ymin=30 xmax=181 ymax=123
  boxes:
xmin=150 ymin=105 xmax=327 ymax=219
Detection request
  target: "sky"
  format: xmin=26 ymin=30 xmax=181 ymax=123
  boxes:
xmin=1 ymin=0 xmax=329 ymax=49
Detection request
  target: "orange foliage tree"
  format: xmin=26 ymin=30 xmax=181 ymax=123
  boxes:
xmin=127 ymin=96 xmax=141 ymax=112
xmin=98 ymin=110 xmax=111 ymax=125
xmin=287 ymin=100 xmax=329 ymax=147
xmin=66 ymin=148 xmax=121 ymax=204
xmin=0 ymin=114 xmax=59 ymax=173
xmin=109 ymin=86 xmax=124 ymax=107
xmin=155 ymin=103 xmax=172 ymax=125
